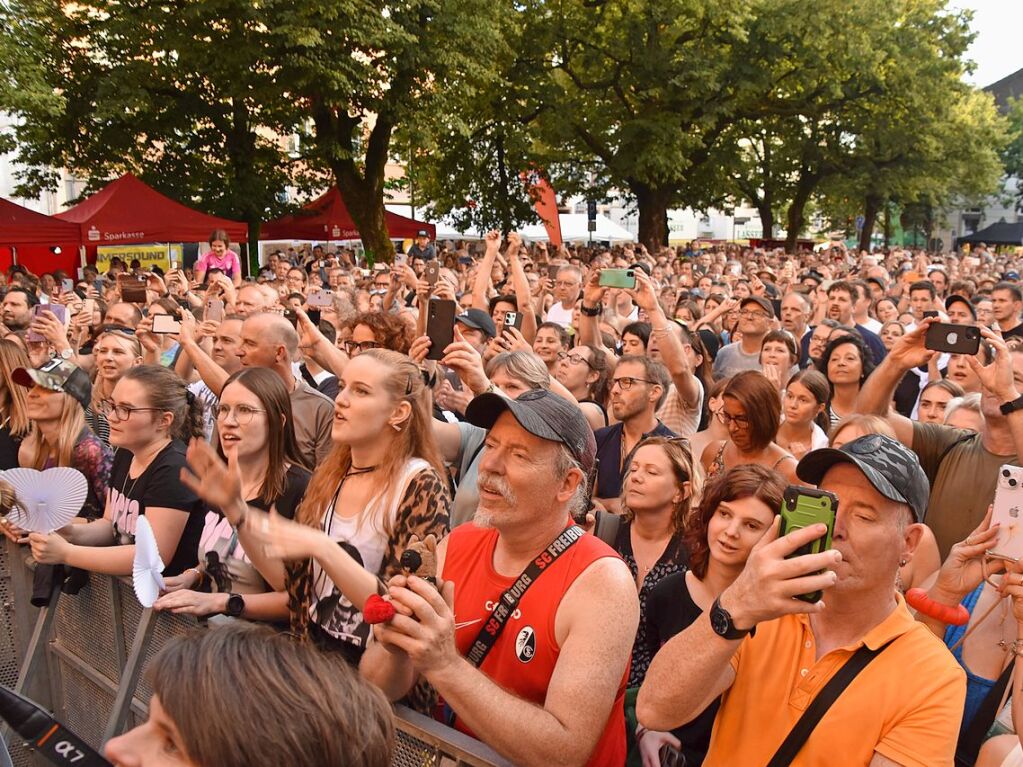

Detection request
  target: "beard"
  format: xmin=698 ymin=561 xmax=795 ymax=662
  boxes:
xmin=473 ymin=471 xmax=517 ymax=527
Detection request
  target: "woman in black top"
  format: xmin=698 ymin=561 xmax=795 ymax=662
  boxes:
xmin=637 ymin=465 xmax=785 ymax=767
xmin=155 ymin=369 xmax=311 ymax=622
xmin=28 ymin=365 xmax=204 ymax=577
xmin=0 ymin=339 xmax=31 ymax=471
xmin=614 ymin=436 xmax=701 ymax=689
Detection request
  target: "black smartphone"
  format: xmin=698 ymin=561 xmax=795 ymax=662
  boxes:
xmin=426 ymin=299 xmax=456 ymax=361
xmin=306 ymin=308 xmax=321 ymax=325
xmin=283 ymin=308 xmax=298 ymax=327
xmin=780 ymin=486 xmax=837 ymax=603
xmin=922 ymin=310 xmax=939 ymax=319
xmin=425 ymin=261 xmax=440 ymax=286
xmin=547 ymin=264 xmax=560 ymax=282
xmin=925 ymin=322 xmax=980 ymax=356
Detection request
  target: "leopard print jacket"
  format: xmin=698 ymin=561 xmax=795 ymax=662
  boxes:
xmin=286 ymin=464 xmax=450 ymax=712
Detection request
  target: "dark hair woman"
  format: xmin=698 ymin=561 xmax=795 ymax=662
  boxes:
xmin=636 ymin=465 xmax=786 ymax=767
xmin=554 ymin=344 xmax=611 ymax=430
xmin=154 ymin=369 xmax=311 ymax=622
xmin=816 ymin=333 xmax=876 ymax=429
xmin=700 ymin=371 xmax=798 ymax=484
xmin=0 ymin=339 xmax=31 ymax=470
xmin=27 ymin=365 xmax=205 ymax=577
xmin=775 ymin=368 xmax=830 ymax=460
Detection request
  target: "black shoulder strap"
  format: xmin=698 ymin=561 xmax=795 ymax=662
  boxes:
xmin=955 ymin=658 xmax=1014 ymax=767
xmin=766 ymin=638 xmax=897 ymax=767
xmin=464 ymin=525 xmax=584 ymax=668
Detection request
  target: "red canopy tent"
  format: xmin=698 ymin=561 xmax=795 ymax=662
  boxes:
xmin=55 ymin=174 xmax=247 ymax=259
xmin=0 ymin=197 xmax=82 ymax=276
xmin=262 ymin=187 xmax=435 ymax=241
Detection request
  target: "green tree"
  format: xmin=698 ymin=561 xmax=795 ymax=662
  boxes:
xmin=0 ymin=0 xmax=325 ymax=262
xmin=268 ymin=0 xmax=510 ymax=259
xmin=1004 ymin=97 xmax=1023 ymax=210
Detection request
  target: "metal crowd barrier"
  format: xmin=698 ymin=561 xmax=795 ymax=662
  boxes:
xmin=0 ymin=540 xmax=511 ymax=767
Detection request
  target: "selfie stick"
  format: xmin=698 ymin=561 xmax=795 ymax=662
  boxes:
xmin=0 ymin=685 xmax=112 ymax=767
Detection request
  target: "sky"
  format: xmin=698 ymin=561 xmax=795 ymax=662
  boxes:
xmin=955 ymin=0 xmax=1023 ymax=87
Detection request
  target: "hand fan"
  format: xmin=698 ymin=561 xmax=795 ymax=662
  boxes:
xmin=132 ymin=516 xmax=165 ymax=608
xmin=0 ymin=468 xmax=88 ymax=532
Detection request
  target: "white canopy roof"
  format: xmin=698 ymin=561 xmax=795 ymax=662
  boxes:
xmin=424 ymin=212 xmax=636 ymax=243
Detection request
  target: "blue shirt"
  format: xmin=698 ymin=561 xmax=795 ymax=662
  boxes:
xmin=594 ymin=420 xmax=676 ymax=500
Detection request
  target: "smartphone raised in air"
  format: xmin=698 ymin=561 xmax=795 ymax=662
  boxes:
xmin=990 ymin=465 xmax=1023 ymax=562
xmin=425 ymin=299 xmax=456 ymax=361
xmin=599 ymin=268 xmax=636 ymax=290
xmin=780 ymin=486 xmax=838 ymax=603
xmin=924 ymin=322 xmax=980 ymax=356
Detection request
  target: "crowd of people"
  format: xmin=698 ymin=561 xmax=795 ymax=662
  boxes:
xmin=2 ymin=227 xmax=1023 ymax=766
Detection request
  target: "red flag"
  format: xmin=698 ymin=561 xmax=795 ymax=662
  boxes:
xmin=521 ymin=170 xmax=563 ymax=247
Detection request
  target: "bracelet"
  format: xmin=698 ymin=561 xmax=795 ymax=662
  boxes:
xmin=905 ymin=587 xmax=969 ymax=626
xmin=580 ymin=303 xmax=601 ymax=317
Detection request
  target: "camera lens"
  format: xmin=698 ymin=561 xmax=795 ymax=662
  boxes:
xmin=1011 ymin=478 xmax=1018 ymax=487
xmin=1004 ymin=469 xmax=1011 ymax=478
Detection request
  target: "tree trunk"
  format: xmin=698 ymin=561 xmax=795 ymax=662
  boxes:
xmin=757 ymin=201 xmax=774 ymax=240
xmin=858 ymin=193 xmax=882 ymax=252
xmin=496 ymin=134 xmax=512 ymax=237
xmin=634 ymin=183 xmax=671 ymax=252
xmin=784 ymin=175 xmax=817 ymax=252
xmin=245 ymin=220 xmax=261 ymax=276
xmin=336 ymin=181 xmax=395 ymax=265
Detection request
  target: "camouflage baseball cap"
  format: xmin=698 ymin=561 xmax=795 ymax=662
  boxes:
xmin=12 ymin=358 xmax=92 ymax=413
xmin=796 ymin=434 xmax=929 ymax=522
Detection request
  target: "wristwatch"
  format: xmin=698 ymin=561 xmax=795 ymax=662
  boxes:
xmin=225 ymin=593 xmax=245 ymax=618
xmin=1000 ymin=394 xmax=1023 ymax=416
xmin=59 ymin=348 xmax=74 ymax=360
xmin=710 ymin=597 xmax=752 ymax=640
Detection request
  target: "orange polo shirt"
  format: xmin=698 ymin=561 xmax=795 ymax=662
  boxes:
xmin=705 ymin=593 xmax=965 ymax=766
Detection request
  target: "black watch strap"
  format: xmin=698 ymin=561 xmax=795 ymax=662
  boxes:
xmin=1000 ymin=395 xmax=1023 ymax=416
xmin=710 ymin=597 xmax=753 ymax=640
xmin=580 ymin=303 xmax=601 ymax=317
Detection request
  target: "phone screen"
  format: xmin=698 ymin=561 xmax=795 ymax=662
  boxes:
xmin=426 ymin=299 xmax=457 ymax=361
xmin=151 ymin=314 xmax=181 ymax=334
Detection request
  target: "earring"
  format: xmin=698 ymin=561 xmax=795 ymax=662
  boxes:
xmin=899 ymin=559 xmax=907 ymax=566
xmin=391 ymin=422 xmax=402 ymax=431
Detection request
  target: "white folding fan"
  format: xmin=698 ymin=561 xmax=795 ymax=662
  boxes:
xmin=0 ymin=467 xmax=88 ymax=533
xmin=132 ymin=516 xmax=166 ymax=608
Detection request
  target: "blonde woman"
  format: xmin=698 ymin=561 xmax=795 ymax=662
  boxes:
xmin=180 ymin=349 xmax=450 ymax=666
xmin=88 ymin=326 xmax=144 ymax=445
xmin=615 ymin=435 xmax=703 ymax=688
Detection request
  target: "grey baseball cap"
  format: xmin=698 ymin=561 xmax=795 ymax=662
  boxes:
xmin=796 ymin=434 xmax=929 ymax=522
xmin=456 ymin=308 xmax=497 ymax=339
xmin=465 ymin=389 xmax=596 ymax=475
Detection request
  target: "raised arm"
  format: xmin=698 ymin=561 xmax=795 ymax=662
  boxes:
xmin=854 ymin=319 xmax=938 ymax=447
xmin=506 ymin=234 xmax=537 ymax=344
xmin=472 ymin=231 xmax=501 ymax=311
xmin=629 ymin=271 xmax=700 ymax=408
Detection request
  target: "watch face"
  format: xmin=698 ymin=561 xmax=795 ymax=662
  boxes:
xmin=710 ymin=606 xmax=730 ymax=637
xmin=227 ymin=594 xmax=244 ymax=617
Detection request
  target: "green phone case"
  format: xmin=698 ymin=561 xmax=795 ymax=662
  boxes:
xmin=781 ymin=486 xmax=838 ymax=603
xmin=598 ymin=268 xmax=635 ymax=289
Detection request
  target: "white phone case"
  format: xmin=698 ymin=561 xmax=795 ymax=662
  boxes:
xmin=990 ymin=464 xmax=1023 ymax=562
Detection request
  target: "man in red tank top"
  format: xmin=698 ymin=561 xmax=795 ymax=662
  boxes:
xmin=363 ymin=390 xmax=638 ymax=767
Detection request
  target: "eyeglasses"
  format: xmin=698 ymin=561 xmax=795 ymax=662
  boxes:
xmin=344 ymin=340 xmax=381 ymax=355
xmin=216 ymin=404 xmax=266 ymax=425
xmin=99 ymin=400 xmax=166 ymax=421
xmin=737 ymin=310 xmax=769 ymax=320
xmin=557 ymin=351 xmax=596 ymax=369
xmin=716 ymin=411 xmax=751 ymax=429
xmin=98 ymin=324 xmax=136 ymax=336
xmin=610 ymin=376 xmax=657 ymax=391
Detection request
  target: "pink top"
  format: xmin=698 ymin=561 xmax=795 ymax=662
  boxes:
xmin=196 ymin=249 xmax=242 ymax=278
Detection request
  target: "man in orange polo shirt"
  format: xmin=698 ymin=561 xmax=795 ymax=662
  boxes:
xmin=638 ymin=434 xmax=965 ymax=766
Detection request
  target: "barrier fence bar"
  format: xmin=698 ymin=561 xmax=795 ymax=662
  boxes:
xmin=0 ymin=541 xmax=511 ymax=767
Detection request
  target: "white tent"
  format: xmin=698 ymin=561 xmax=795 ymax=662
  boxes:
xmin=520 ymin=213 xmax=636 ymax=243
xmin=397 ymin=209 xmax=636 ymax=243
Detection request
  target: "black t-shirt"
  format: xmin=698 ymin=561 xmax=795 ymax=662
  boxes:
xmin=1002 ymin=323 xmax=1023 ymax=341
xmin=645 ymin=571 xmax=721 ymax=767
xmin=0 ymin=424 xmax=22 ymax=470
xmin=108 ymin=440 xmax=203 ymax=576
xmin=199 ymin=464 xmax=311 ymax=594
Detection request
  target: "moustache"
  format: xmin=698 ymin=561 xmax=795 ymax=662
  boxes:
xmin=477 ymin=471 xmax=516 ymax=504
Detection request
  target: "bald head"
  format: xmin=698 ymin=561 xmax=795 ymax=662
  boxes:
xmin=238 ymin=312 xmax=299 ymax=370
